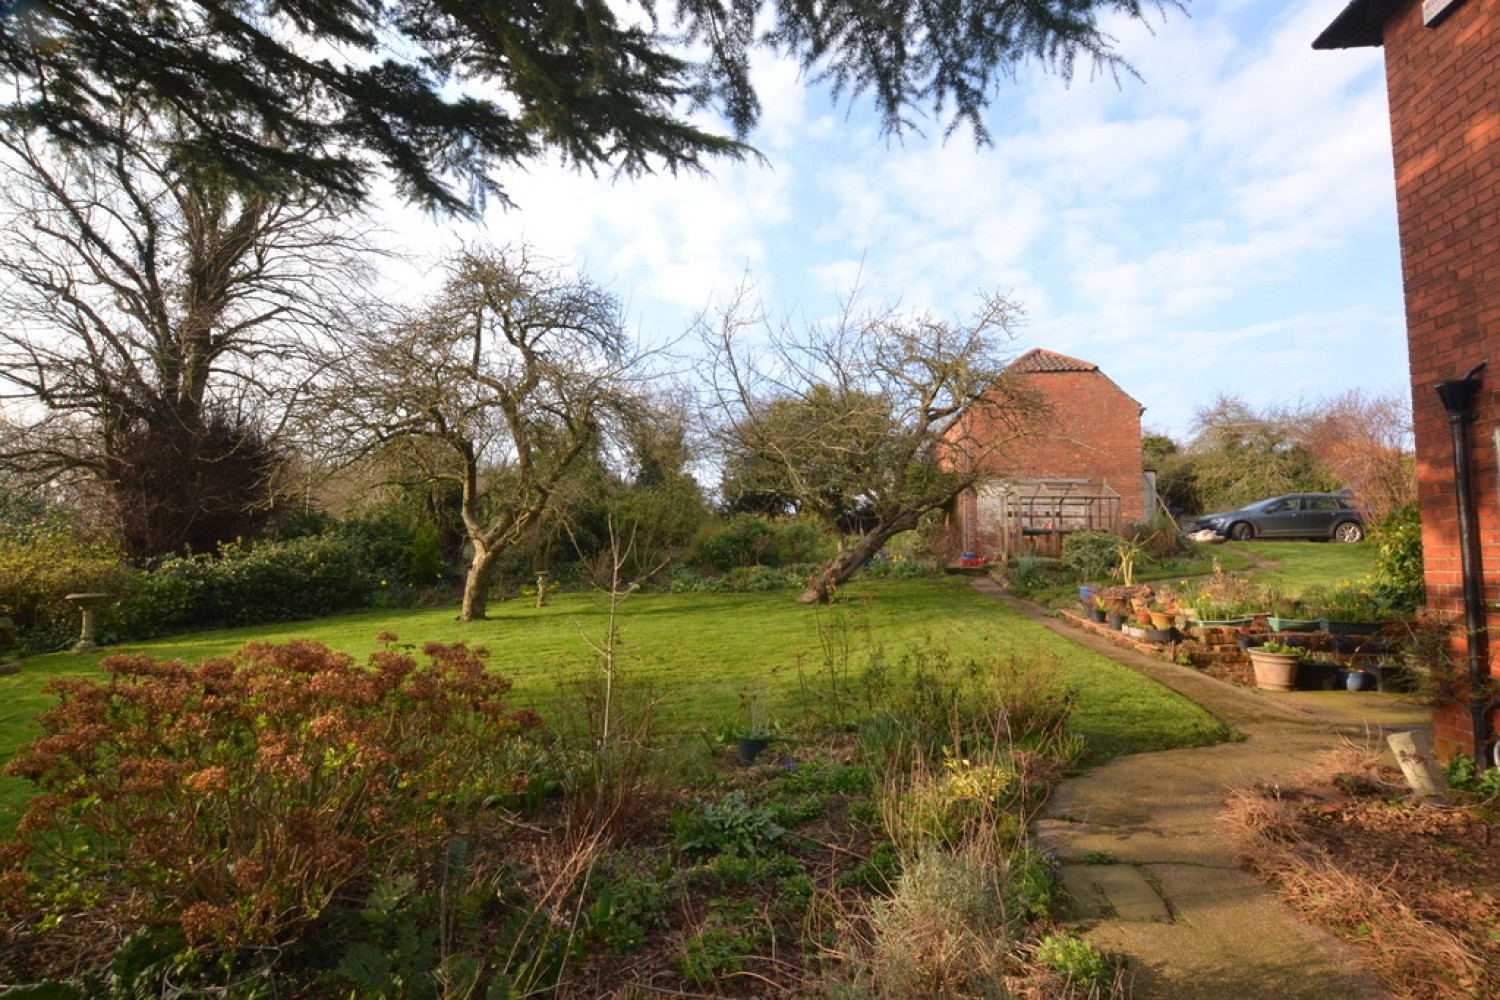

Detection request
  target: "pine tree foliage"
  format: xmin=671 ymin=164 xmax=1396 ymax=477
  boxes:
xmin=0 ymin=0 xmax=1180 ymax=212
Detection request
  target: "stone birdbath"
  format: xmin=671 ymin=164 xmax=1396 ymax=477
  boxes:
xmin=64 ymin=592 xmax=111 ymax=654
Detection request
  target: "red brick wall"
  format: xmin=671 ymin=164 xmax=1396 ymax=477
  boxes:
xmin=1000 ymin=370 xmax=1146 ymax=523
xmin=948 ymin=366 xmax=1145 ymax=560
xmin=1381 ymin=0 xmax=1500 ymax=754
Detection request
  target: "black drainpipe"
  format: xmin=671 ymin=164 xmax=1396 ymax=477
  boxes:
xmin=1435 ymin=361 xmax=1491 ymax=769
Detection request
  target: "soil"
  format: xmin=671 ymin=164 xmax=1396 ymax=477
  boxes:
xmin=1227 ymin=751 xmax=1500 ymax=999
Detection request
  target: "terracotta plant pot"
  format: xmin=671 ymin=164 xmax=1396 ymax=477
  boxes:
xmin=1249 ymin=650 xmax=1302 ymax=692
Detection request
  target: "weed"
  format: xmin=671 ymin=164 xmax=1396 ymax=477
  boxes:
xmin=1034 ymin=933 xmax=1112 ymax=991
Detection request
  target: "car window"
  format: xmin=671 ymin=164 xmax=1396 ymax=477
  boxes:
xmin=1309 ymin=498 xmax=1342 ymax=511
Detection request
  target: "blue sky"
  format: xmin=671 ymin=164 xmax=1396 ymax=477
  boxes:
xmin=379 ymin=0 xmax=1406 ymax=442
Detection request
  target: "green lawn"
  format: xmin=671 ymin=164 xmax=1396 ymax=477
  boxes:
xmin=0 ymin=576 xmax=1229 ymax=831
xmin=1219 ymin=540 xmax=1378 ymax=596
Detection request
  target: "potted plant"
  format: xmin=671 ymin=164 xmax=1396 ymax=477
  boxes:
xmin=1148 ymin=598 xmax=1175 ymax=631
xmin=1167 ymin=582 xmax=1203 ymax=627
xmin=736 ymin=687 xmax=772 ymax=765
xmin=1306 ymin=582 xmax=1383 ymax=636
xmin=1266 ymin=593 xmax=1319 ymax=633
xmin=1248 ymin=639 xmax=1305 ymax=692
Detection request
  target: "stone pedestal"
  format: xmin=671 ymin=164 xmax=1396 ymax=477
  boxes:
xmin=65 ymin=592 xmax=111 ymax=654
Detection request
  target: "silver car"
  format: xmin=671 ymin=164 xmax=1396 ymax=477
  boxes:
xmin=1188 ymin=493 xmax=1366 ymax=542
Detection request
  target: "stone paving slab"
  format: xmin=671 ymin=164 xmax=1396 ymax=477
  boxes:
xmin=1057 ymin=863 xmax=1172 ymax=923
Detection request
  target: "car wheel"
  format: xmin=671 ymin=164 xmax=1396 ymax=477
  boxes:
xmin=1230 ymin=522 xmax=1254 ymax=541
xmin=1334 ymin=521 xmax=1365 ymax=543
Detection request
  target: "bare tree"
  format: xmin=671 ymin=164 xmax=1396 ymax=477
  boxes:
xmin=0 ymin=108 xmax=371 ymax=557
xmin=702 ymin=288 xmax=1037 ymax=604
xmin=1294 ymin=388 xmax=1416 ymax=525
xmin=1184 ymin=395 xmax=1339 ymax=515
xmin=329 ymin=246 xmax=641 ymax=620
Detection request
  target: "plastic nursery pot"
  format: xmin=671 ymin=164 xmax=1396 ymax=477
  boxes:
xmin=737 ymin=735 xmax=772 ymax=766
xmin=1298 ymin=660 xmax=1341 ymax=691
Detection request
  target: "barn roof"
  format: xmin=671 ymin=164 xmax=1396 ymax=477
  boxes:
xmin=1005 ymin=348 xmax=1145 ymax=413
xmin=1007 ymin=348 xmax=1099 ymax=374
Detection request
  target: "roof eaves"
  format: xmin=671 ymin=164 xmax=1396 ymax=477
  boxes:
xmin=1313 ymin=0 xmax=1400 ymax=49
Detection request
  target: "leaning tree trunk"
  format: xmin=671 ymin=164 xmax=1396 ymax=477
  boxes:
xmin=797 ymin=520 xmax=913 ymax=604
xmin=461 ymin=544 xmax=499 ymax=621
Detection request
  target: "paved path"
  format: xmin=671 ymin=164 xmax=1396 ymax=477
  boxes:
xmin=973 ymin=579 xmax=1429 ymax=999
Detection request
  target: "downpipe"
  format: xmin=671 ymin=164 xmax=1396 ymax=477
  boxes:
xmin=1435 ymin=361 xmax=1492 ymax=770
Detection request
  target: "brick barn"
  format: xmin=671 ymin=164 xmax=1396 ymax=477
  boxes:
xmin=949 ymin=348 xmax=1147 ymax=563
xmin=1316 ymin=0 xmax=1500 ymax=762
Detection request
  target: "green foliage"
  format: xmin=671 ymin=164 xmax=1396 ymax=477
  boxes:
xmin=580 ymin=856 xmax=682 ymax=954
xmin=886 ymin=752 xmax=1019 ymax=849
xmin=693 ymin=514 xmax=831 ymax=571
xmin=1299 ymin=580 xmax=1389 ymax=622
xmin=108 ymin=533 xmax=386 ymax=639
xmin=1004 ymin=553 xmax=1064 ymax=596
xmin=1034 ymin=933 xmax=1112 ymax=990
xmin=0 ymin=522 xmax=129 ymax=652
xmin=677 ymin=904 xmax=768 ymax=987
xmin=1003 ymin=847 xmax=1057 ymax=922
xmin=674 ymin=790 xmax=787 ymax=859
xmin=1442 ymin=753 xmax=1500 ymax=800
xmin=1187 ymin=395 xmax=1342 ymax=513
xmin=839 ymin=840 xmax=902 ymax=893
xmin=1372 ymin=502 xmax=1425 ymax=613
xmin=1061 ymin=531 xmax=1122 ymax=581
xmin=1 ymin=638 xmax=543 ymax=953
xmin=326 ymin=846 xmax=562 ymax=1000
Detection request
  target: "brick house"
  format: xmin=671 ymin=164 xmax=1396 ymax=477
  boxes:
xmin=1316 ymin=0 xmax=1500 ymax=760
xmin=950 ymin=348 xmax=1146 ymax=562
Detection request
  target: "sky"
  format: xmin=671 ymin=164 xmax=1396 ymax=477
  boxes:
xmin=377 ymin=0 xmax=1407 ymax=443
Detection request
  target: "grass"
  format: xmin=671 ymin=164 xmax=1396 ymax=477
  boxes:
xmin=0 ymin=576 xmax=1228 ymax=833
xmin=1218 ymin=540 xmax=1378 ymax=596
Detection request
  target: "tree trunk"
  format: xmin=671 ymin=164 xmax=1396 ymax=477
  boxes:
xmin=461 ymin=545 xmax=499 ymax=621
xmin=798 ymin=526 xmax=901 ymax=604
